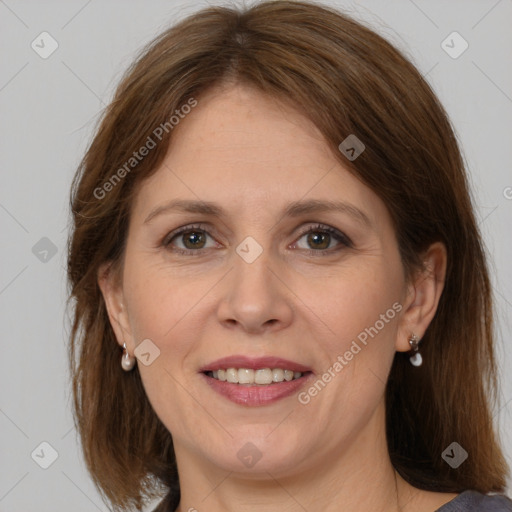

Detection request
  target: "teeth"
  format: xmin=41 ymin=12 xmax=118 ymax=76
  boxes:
xmin=272 ymin=368 xmax=284 ymax=382
xmin=208 ymin=367 xmax=304 ymax=385
xmin=238 ymin=368 xmax=254 ymax=384
xmin=226 ymin=368 xmax=238 ymax=383
xmin=255 ymin=368 xmax=272 ymax=384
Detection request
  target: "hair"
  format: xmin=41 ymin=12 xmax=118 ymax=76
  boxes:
xmin=66 ymin=0 xmax=509 ymax=510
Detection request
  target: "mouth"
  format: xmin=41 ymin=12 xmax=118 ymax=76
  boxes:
xmin=204 ymin=368 xmax=306 ymax=384
xmin=199 ymin=356 xmax=314 ymax=406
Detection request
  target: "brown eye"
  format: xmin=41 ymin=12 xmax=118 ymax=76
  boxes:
xmin=181 ymin=231 xmax=207 ymax=250
xmin=163 ymin=224 xmax=217 ymax=254
xmin=294 ymin=224 xmax=352 ymax=253
xmin=306 ymin=232 xmax=331 ymax=250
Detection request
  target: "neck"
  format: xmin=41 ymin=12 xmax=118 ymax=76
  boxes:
xmin=172 ymin=402 xmax=419 ymax=512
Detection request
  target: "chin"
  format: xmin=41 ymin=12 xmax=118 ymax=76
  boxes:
xmin=207 ymin=428 xmax=309 ymax=476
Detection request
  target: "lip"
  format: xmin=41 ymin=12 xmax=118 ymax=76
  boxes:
xmin=201 ymin=372 xmax=314 ymax=406
xmin=199 ymin=355 xmax=314 ymax=407
xmin=199 ymin=355 xmax=313 ymax=373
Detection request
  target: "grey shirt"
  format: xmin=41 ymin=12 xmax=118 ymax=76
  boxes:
xmin=436 ymin=491 xmax=512 ymax=511
xmin=154 ymin=490 xmax=512 ymax=511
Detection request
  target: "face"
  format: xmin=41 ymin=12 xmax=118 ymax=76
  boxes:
xmin=102 ymin=83 xmax=419 ymax=478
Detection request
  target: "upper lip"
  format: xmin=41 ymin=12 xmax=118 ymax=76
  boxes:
xmin=199 ymin=355 xmax=313 ymax=373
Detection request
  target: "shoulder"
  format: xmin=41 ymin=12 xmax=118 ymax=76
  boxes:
xmin=436 ymin=490 xmax=512 ymax=512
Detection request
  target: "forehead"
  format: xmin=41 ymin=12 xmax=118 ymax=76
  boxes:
xmin=131 ymin=84 xmax=389 ymax=230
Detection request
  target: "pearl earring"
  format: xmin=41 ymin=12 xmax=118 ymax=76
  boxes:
xmin=408 ymin=334 xmax=422 ymax=366
xmin=121 ymin=342 xmax=136 ymax=371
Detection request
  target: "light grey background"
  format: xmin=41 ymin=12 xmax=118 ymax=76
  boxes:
xmin=1 ymin=0 xmax=511 ymax=510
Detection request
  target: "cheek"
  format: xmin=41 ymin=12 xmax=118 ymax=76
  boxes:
xmin=122 ymin=257 xmax=203 ymax=427
xmin=300 ymin=259 xmax=403 ymax=351
xmin=123 ymin=253 xmax=208 ymax=342
xmin=299 ymin=267 xmax=403 ymax=421
xmin=294 ymin=264 xmax=402 ymax=432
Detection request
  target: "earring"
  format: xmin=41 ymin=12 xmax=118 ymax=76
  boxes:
xmin=121 ymin=342 xmax=136 ymax=371
xmin=408 ymin=334 xmax=422 ymax=366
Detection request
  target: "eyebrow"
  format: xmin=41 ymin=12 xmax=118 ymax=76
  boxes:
xmin=143 ymin=198 xmax=373 ymax=229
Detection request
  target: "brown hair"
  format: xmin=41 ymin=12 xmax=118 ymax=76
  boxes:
xmin=66 ymin=1 xmax=509 ymax=509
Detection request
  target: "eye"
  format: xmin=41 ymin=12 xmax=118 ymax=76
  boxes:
xmin=292 ymin=224 xmax=352 ymax=254
xmin=162 ymin=224 xmax=218 ymax=255
xmin=162 ymin=223 xmax=352 ymax=256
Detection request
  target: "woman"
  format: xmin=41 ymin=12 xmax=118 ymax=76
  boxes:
xmin=66 ymin=1 xmax=512 ymax=511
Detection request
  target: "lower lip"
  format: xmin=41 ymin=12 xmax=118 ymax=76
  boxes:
xmin=202 ymin=373 xmax=313 ymax=406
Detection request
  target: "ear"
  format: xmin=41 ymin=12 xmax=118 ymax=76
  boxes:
xmin=97 ymin=261 xmax=135 ymax=352
xmin=396 ymin=242 xmax=447 ymax=352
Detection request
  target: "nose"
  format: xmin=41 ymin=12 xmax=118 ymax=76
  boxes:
xmin=216 ymin=246 xmax=294 ymax=335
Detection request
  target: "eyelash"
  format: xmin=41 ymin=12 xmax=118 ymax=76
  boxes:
xmin=161 ymin=223 xmax=353 ymax=257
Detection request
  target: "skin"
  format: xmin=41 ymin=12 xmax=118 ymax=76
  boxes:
xmin=99 ymin=83 xmax=456 ymax=512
